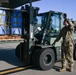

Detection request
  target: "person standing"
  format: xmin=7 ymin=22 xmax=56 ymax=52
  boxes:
xmin=52 ymin=15 xmax=74 ymax=72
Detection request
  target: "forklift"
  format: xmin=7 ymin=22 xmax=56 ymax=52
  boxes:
xmin=14 ymin=2 xmax=74 ymax=70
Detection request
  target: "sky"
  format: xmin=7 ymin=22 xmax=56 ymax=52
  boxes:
xmin=32 ymin=0 xmax=76 ymax=20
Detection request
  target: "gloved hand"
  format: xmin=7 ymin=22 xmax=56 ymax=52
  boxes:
xmin=63 ymin=13 xmax=67 ymax=19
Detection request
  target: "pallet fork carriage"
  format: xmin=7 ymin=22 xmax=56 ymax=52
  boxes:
xmin=0 ymin=0 xmax=76 ymax=70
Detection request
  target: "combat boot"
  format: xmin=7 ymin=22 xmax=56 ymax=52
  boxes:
xmin=69 ymin=67 xmax=73 ymax=72
xmin=59 ymin=67 xmax=66 ymax=72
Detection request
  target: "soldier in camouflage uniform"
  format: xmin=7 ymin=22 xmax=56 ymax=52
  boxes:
xmin=52 ymin=18 xmax=74 ymax=72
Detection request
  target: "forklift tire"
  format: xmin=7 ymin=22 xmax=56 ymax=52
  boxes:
xmin=35 ymin=48 xmax=55 ymax=70
xmin=15 ymin=43 xmax=24 ymax=60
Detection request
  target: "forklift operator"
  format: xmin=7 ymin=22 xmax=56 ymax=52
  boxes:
xmin=47 ymin=18 xmax=54 ymax=33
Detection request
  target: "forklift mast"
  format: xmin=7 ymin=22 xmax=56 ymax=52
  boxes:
xmin=24 ymin=3 xmax=39 ymax=63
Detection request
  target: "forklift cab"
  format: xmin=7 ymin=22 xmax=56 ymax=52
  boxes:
xmin=34 ymin=11 xmax=64 ymax=45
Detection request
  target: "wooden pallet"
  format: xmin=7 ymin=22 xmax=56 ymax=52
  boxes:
xmin=0 ymin=35 xmax=24 ymax=42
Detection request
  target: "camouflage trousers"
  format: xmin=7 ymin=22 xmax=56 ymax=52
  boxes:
xmin=61 ymin=43 xmax=74 ymax=68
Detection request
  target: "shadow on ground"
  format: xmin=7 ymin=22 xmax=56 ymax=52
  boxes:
xmin=0 ymin=48 xmax=25 ymax=66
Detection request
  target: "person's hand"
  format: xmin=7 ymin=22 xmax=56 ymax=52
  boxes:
xmin=63 ymin=13 xmax=67 ymax=19
xmin=46 ymin=30 xmax=50 ymax=33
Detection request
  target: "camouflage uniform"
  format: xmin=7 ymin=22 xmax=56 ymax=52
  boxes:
xmin=53 ymin=20 xmax=74 ymax=70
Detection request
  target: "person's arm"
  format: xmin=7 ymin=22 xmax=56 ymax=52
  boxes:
xmin=63 ymin=13 xmax=74 ymax=30
xmin=67 ymin=19 xmax=74 ymax=31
